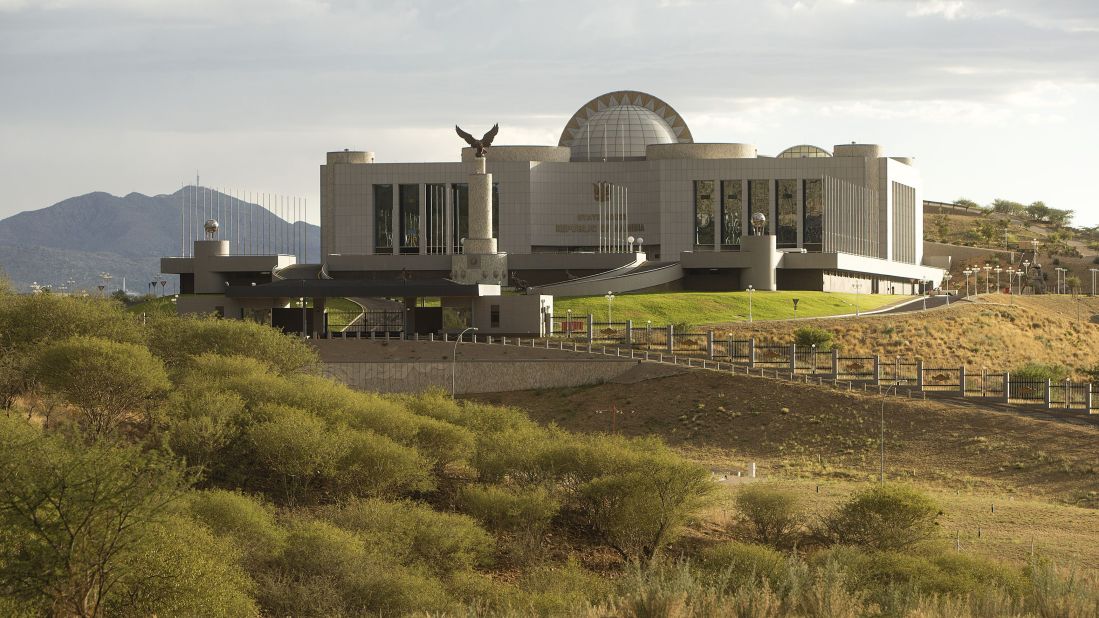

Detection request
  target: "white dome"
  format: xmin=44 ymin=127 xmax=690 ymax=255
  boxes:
xmin=559 ymin=91 xmax=693 ymax=162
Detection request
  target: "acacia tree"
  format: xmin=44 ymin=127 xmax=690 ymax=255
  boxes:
xmin=33 ymin=336 xmax=170 ymax=437
xmin=0 ymin=416 xmax=253 ymax=617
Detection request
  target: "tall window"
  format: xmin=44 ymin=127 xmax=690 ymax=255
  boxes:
xmin=748 ymin=179 xmax=770 ymax=235
xmin=693 ymin=180 xmax=715 ymax=247
xmin=426 ymin=183 xmax=445 ymax=254
xmin=373 ymin=184 xmax=393 ymax=254
xmin=398 ymin=184 xmax=419 ymax=254
xmin=720 ymin=180 xmax=742 ymax=249
xmin=451 ymin=183 xmax=468 ymax=252
xmin=777 ymin=179 xmax=797 ymax=247
xmin=803 ymin=179 xmax=823 ymax=250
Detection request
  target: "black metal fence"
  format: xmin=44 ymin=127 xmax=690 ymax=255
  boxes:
xmin=754 ymin=344 xmax=791 ymax=367
xmin=550 ymin=315 xmax=590 ymax=339
xmin=327 ymin=310 xmax=404 ymax=337
xmin=964 ymin=371 xmax=1007 ymax=397
xmin=795 ymin=345 xmax=833 ymax=374
xmin=1008 ymin=379 xmax=1047 ymax=403
xmin=922 ymin=367 xmax=962 ymax=392
xmin=590 ymin=321 xmax=628 ymax=343
xmin=879 ymin=360 xmax=920 ymax=384
xmin=670 ymin=332 xmax=708 ymax=353
xmin=1049 ymin=382 xmax=1091 ymax=409
xmin=837 ymin=356 xmax=876 ymax=381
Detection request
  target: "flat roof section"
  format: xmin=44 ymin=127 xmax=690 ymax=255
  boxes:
xmin=225 ymin=278 xmax=499 ymax=299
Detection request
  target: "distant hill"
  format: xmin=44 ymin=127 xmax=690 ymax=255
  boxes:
xmin=0 ymin=189 xmax=319 ymax=293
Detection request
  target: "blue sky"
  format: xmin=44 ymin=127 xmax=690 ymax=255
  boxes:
xmin=1 ymin=0 xmax=1097 ymax=225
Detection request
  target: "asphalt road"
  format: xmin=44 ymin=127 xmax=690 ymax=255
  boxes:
xmin=875 ymin=294 xmax=956 ymax=314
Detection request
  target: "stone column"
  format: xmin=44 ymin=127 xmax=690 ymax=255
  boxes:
xmin=1003 ymin=371 xmax=1011 ymax=403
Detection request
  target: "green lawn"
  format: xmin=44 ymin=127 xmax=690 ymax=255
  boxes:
xmin=552 ymin=291 xmax=905 ymax=325
xmin=126 ymin=296 xmax=176 ymax=316
xmin=326 ymin=297 xmax=364 ymax=313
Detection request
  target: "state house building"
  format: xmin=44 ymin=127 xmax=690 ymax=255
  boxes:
xmin=319 ymin=90 xmax=946 ymax=295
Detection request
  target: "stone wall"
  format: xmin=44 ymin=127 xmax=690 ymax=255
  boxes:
xmin=321 ymin=358 xmax=640 ymax=395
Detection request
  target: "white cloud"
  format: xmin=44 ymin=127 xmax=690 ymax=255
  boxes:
xmin=908 ymin=1 xmax=968 ymax=20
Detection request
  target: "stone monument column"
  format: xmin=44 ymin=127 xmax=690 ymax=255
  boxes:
xmin=463 ymin=157 xmax=497 ymax=255
xmin=451 ymin=125 xmax=508 ymax=285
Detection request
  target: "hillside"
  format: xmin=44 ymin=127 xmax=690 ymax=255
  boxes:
xmin=705 ymin=295 xmax=1099 ymax=375
xmin=0 ymin=189 xmax=319 ymax=292
xmin=469 ymin=369 xmax=1099 ymax=567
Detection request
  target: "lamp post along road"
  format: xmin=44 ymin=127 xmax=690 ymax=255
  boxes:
xmin=452 ymin=327 xmax=478 ymax=397
xmin=605 ymin=291 xmax=615 ymax=324
xmin=747 ymin=285 xmax=754 ymax=323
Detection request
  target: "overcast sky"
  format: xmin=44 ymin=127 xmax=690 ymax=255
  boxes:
xmin=1 ymin=0 xmax=1097 ymax=226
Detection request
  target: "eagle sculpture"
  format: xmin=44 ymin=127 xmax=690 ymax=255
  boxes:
xmin=455 ymin=123 xmax=499 ymax=158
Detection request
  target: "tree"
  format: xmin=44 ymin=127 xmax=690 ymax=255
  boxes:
xmin=578 ymin=454 xmax=715 ymax=564
xmin=821 ymin=485 xmax=940 ymax=551
xmin=33 ymin=336 xmax=170 ymax=437
xmin=990 ymin=199 xmax=1025 ymax=217
xmin=1026 ymin=201 xmax=1052 ymax=223
xmin=735 ymin=484 xmax=804 ymax=548
xmin=0 ymin=416 xmax=253 ymax=617
xmin=1048 ymin=208 xmax=1075 ymax=228
xmin=954 ymin=198 xmax=980 ymax=213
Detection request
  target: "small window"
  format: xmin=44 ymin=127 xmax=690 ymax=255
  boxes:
xmin=490 ymin=304 xmax=500 ymax=328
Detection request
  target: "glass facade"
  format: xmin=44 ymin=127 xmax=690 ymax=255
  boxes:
xmin=425 ymin=183 xmax=445 ymax=254
xmin=748 ymin=179 xmax=770 ymax=235
xmin=693 ymin=180 xmax=715 ymax=247
xmin=720 ymin=180 xmax=742 ymax=249
xmin=398 ymin=184 xmax=419 ymax=254
xmin=776 ymin=144 xmax=832 ymax=158
xmin=451 ymin=184 xmax=468 ymax=252
xmin=373 ymin=184 xmax=393 ymax=254
xmin=777 ymin=179 xmax=798 ymax=247
xmin=803 ymin=179 xmax=823 ymax=250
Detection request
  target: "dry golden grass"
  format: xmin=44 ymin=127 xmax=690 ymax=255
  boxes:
xmin=468 ymin=369 xmax=1099 ymax=568
xmin=706 ymin=294 xmax=1099 ymax=374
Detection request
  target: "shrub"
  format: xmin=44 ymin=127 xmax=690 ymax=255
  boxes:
xmin=458 ymin=483 xmax=560 ymax=534
xmin=146 ymin=314 xmax=318 ymax=374
xmin=33 ymin=336 xmax=170 ymax=437
xmin=821 ymin=485 xmax=940 ymax=551
xmin=734 ymin=483 xmax=804 ymax=548
xmin=245 ymin=405 xmax=348 ymax=503
xmin=1011 ymin=362 xmax=1071 ymax=384
xmin=698 ymin=541 xmax=788 ymax=590
xmin=578 ymin=454 xmax=715 ymax=564
xmin=331 ymin=428 xmax=436 ymax=498
xmin=188 ymin=490 xmax=287 ymax=568
xmin=794 ymin=326 xmax=834 ymax=351
xmin=163 ymin=389 xmax=246 ymax=474
xmin=318 ymin=498 xmax=494 ymax=577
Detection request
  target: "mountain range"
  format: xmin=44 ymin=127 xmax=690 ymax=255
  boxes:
xmin=0 ymin=189 xmax=320 ymax=293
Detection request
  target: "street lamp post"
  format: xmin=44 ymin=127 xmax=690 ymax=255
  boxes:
xmin=983 ymin=264 xmax=992 ymax=295
xmin=565 ymin=309 xmax=572 ymax=338
xmin=604 ymin=291 xmax=615 ymax=324
xmin=452 ymin=326 xmax=478 ymax=397
xmin=1090 ymin=268 xmax=1098 ymax=297
xmin=881 ymin=380 xmax=908 ymax=485
xmin=995 ymin=267 xmax=1003 ymax=293
xmin=747 ymin=285 xmax=754 ymax=323
xmin=962 ymin=268 xmax=971 ymax=296
xmin=854 ymin=281 xmax=861 ymax=317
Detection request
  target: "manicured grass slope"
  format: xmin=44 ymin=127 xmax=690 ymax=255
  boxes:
xmin=553 ymin=291 xmax=903 ymax=325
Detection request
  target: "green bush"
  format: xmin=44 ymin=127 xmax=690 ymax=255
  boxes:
xmin=458 ymin=483 xmax=560 ymax=534
xmin=734 ymin=483 xmax=804 ymax=548
xmin=794 ymin=326 xmax=834 ymax=351
xmin=318 ymin=498 xmax=494 ymax=577
xmin=1011 ymin=362 xmax=1071 ymax=384
xmin=33 ymin=336 xmax=170 ymax=436
xmin=146 ymin=314 xmax=318 ymax=374
xmin=821 ymin=485 xmax=940 ymax=551
xmin=245 ymin=404 xmax=347 ymax=503
xmin=188 ymin=490 xmax=287 ymax=568
xmin=697 ymin=541 xmax=789 ymax=590
xmin=331 ymin=428 xmax=436 ymax=498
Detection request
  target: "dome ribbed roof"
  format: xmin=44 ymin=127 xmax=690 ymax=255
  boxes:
xmin=559 ymin=91 xmax=693 ymax=162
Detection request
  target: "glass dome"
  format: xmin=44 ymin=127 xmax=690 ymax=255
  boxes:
xmin=777 ymin=144 xmax=832 ymax=158
xmin=560 ymin=91 xmax=693 ymax=162
xmin=567 ymin=105 xmax=678 ymax=161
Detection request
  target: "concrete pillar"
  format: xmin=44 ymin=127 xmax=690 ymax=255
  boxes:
xmin=707 ymin=331 xmax=715 ymax=359
xmin=873 ymin=354 xmax=881 ymax=385
xmin=667 ymin=324 xmax=675 ymax=352
xmin=916 ymin=359 xmax=924 ymax=390
xmin=1085 ymin=382 xmax=1093 ymax=411
xmin=1003 ymin=371 xmax=1011 ymax=403
xmin=959 ymin=366 xmax=967 ymax=396
xmin=831 ymin=348 xmax=839 ymax=376
xmin=626 ymin=319 xmax=633 ymax=345
xmin=740 ymin=234 xmax=780 ymax=291
xmin=748 ymin=337 xmax=756 ymax=368
xmin=1045 ymin=379 xmax=1053 ymax=409
xmin=789 ymin=343 xmax=797 ymax=373
xmin=587 ymin=314 xmax=594 ymax=344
